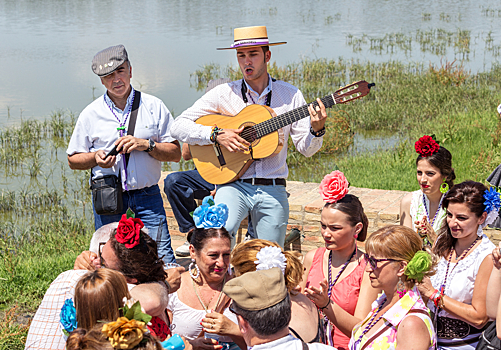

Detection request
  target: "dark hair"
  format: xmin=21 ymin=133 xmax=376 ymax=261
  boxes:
xmin=187 ymin=227 xmax=231 ymax=251
xmin=323 ymin=194 xmax=369 ymax=241
xmin=110 ymin=230 xmax=167 ymax=284
xmin=416 ymin=145 xmax=455 ymax=187
xmin=233 ymin=293 xmax=291 ymax=336
xmin=262 ymin=46 xmax=270 ymax=55
xmin=66 ymin=324 xmax=162 ymax=350
xmin=433 ymin=181 xmax=487 ymax=258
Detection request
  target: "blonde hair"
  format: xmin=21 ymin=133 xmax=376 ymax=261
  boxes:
xmin=231 ymin=239 xmax=303 ymax=293
xmin=365 ymin=225 xmax=436 ymax=289
xmin=66 ymin=325 xmax=162 ymax=350
xmin=75 ymin=269 xmax=131 ymax=330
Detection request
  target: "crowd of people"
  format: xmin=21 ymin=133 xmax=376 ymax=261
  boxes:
xmin=22 ymin=25 xmax=501 ymax=350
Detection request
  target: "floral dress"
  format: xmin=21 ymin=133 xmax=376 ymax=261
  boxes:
xmin=349 ymin=287 xmax=436 ymax=350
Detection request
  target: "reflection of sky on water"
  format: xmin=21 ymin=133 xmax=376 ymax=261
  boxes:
xmin=0 ymin=0 xmax=500 ymax=126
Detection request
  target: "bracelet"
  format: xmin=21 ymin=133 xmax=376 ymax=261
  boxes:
xmin=210 ymin=126 xmax=222 ymax=143
xmin=319 ymin=299 xmax=331 ymax=310
xmin=429 ymin=289 xmax=439 ymax=302
xmin=163 ymin=280 xmax=171 ymax=294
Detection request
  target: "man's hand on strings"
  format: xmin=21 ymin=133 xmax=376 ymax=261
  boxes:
xmin=216 ymin=127 xmax=250 ymax=153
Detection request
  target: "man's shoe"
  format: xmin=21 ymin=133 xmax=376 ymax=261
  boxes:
xmin=175 ymin=241 xmax=190 ymax=257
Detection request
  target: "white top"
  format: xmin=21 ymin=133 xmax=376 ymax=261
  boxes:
xmin=248 ymin=334 xmax=333 ymax=350
xmin=428 ymin=233 xmax=495 ymax=350
xmin=170 ymin=76 xmax=323 ymax=179
xmin=167 ymin=291 xmax=238 ymax=342
xmin=409 ymin=190 xmax=447 ymax=233
xmin=66 ymin=88 xmax=176 ymax=190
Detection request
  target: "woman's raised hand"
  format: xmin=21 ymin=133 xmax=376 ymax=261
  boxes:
xmin=201 ymin=311 xmax=239 ymax=336
xmin=415 ymin=217 xmax=437 ymax=244
xmin=492 ymin=243 xmax=501 ymax=270
xmin=304 ymin=278 xmax=330 ymax=308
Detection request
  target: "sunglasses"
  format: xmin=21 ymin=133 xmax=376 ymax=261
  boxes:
xmin=364 ymin=253 xmax=400 ymax=270
xmin=98 ymin=242 xmax=107 ymax=268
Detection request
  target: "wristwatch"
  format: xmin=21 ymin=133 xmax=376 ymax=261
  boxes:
xmin=310 ymin=126 xmax=326 ymax=137
xmin=145 ymin=139 xmax=156 ymax=153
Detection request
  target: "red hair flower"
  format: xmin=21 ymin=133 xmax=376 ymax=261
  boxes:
xmin=415 ymin=135 xmax=439 ymax=157
xmin=319 ymin=170 xmax=349 ymax=203
xmin=116 ymin=214 xmax=144 ymax=249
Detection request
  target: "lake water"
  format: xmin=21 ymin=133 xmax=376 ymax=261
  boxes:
xmin=0 ymin=0 xmax=500 ymax=126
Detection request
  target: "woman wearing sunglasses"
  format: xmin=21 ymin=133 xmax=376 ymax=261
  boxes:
xmin=417 ymin=181 xmax=499 ymax=349
xmin=400 ymin=135 xmax=455 ymax=246
xmin=349 ymin=225 xmax=437 ymax=350
xmin=302 ymin=171 xmax=380 ymax=350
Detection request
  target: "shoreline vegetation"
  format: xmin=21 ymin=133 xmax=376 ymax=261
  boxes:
xmin=2 ymin=57 xmax=501 ymax=348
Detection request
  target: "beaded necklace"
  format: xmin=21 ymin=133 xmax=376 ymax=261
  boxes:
xmin=192 ymin=275 xmax=226 ymax=313
xmin=104 ymin=89 xmax=135 ymax=191
xmin=351 ymin=297 xmax=387 ymax=350
xmin=440 ymin=236 xmax=480 ymax=294
xmin=327 ymin=247 xmax=357 ymax=298
xmin=422 ymin=193 xmax=445 ymax=227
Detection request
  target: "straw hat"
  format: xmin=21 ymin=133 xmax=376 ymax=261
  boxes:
xmin=217 ymin=26 xmax=286 ymax=50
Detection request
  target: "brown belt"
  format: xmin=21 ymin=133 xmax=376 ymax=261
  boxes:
xmin=241 ymin=178 xmax=286 ymax=186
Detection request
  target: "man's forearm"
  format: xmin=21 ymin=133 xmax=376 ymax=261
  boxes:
xmin=67 ymin=152 xmax=97 ymax=170
xmin=148 ymin=141 xmax=181 ymax=162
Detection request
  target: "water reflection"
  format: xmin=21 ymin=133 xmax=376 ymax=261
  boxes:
xmin=0 ymin=0 xmax=500 ymax=124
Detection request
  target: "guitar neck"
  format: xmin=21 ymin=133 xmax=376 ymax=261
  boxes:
xmin=253 ymin=94 xmax=336 ymax=139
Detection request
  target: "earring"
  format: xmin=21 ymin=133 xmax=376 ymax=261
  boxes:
xmin=189 ymin=259 xmax=200 ymax=280
xmin=440 ymin=180 xmax=449 ymax=194
xmin=397 ymin=277 xmax=407 ymax=298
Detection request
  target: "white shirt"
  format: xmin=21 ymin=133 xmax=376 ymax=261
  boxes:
xmin=248 ymin=334 xmax=333 ymax=350
xmin=170 ymin=76 xmax=323 ymax=179
xmin=66 ymin=88 xmax=176 ymax=190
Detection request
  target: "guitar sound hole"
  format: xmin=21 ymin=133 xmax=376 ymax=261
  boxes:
xmin=241 ymin=126 xmax=257 ymax=143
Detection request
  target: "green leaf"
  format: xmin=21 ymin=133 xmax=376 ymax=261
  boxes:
xmin=208 ymin=198 xmax=215 ymax=206
xmin=124 ymin=301 xmax=152 ymax=324
xmin=126 ymin=208 xmax=135 ymax=219
xmin=189 ymin=210 xmax=194 ymax=218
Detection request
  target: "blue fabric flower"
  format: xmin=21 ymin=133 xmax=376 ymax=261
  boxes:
xmin=60 ymin=298 xmax=77 ymax=334
xmin=193 ymin=203 xmax=210 ymax=228
xmin=201 ymin=203 xmax=229 ymax=229
xmin=193 ymin=196 xmax=229 ymax=229
xmin=484 ymin=187 xmax=501 ymax=213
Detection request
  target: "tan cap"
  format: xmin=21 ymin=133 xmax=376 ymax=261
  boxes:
xmin=223 ymin=267 xmax=287 ymax=311
xmin=217 ymin=26 xmax=286 ymax=50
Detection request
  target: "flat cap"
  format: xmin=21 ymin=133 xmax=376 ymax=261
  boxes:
xmin=91 ymin=45 xmax=128 ymax=77
xmin=223 ymin=267 xmax=287 ymax=311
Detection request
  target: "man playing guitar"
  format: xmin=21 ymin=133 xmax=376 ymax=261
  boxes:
xmin=170 ymin=25 xmax=327 ymax=246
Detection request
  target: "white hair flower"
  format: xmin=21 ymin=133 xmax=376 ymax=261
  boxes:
xmin=254 ymin=246 xmax=287 ymax=274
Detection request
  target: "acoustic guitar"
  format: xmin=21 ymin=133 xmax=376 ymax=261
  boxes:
xmin=190 ymin=80 xmax=375 ymax=185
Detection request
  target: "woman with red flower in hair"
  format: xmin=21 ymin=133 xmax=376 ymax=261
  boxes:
xmin=300 ymin=170 xmax=381 ymax=350
xmin=400 ymin=135 xmax=455 ymax=245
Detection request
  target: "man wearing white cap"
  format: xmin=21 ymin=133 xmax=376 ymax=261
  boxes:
xmin=170 ymin=26 xmax=327 ymax=246
xmin=66 ymin=45 xmax=181 ymax=263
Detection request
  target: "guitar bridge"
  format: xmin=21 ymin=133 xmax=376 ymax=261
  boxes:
xmin=212 ymin=143 xmax=226 ymax=167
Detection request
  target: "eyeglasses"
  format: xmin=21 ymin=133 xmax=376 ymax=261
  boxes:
xmin=98 ymin=242 xmax=107 ymax=268
xmin=364 ymin=253 xmax=400 ymax=270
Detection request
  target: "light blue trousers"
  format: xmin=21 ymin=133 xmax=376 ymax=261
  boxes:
xmin=215 ymin=180 xmax=289 ymax=247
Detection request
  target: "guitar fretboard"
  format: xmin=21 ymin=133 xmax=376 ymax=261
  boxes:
xmin=243 ymin=94 xmax=336 ymax=141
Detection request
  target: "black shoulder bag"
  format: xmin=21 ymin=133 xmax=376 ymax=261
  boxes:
xmin=476 ymin=322 xmax=500 ymax=350
xmin=91 ymin=91 xmax=141 ymax=215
